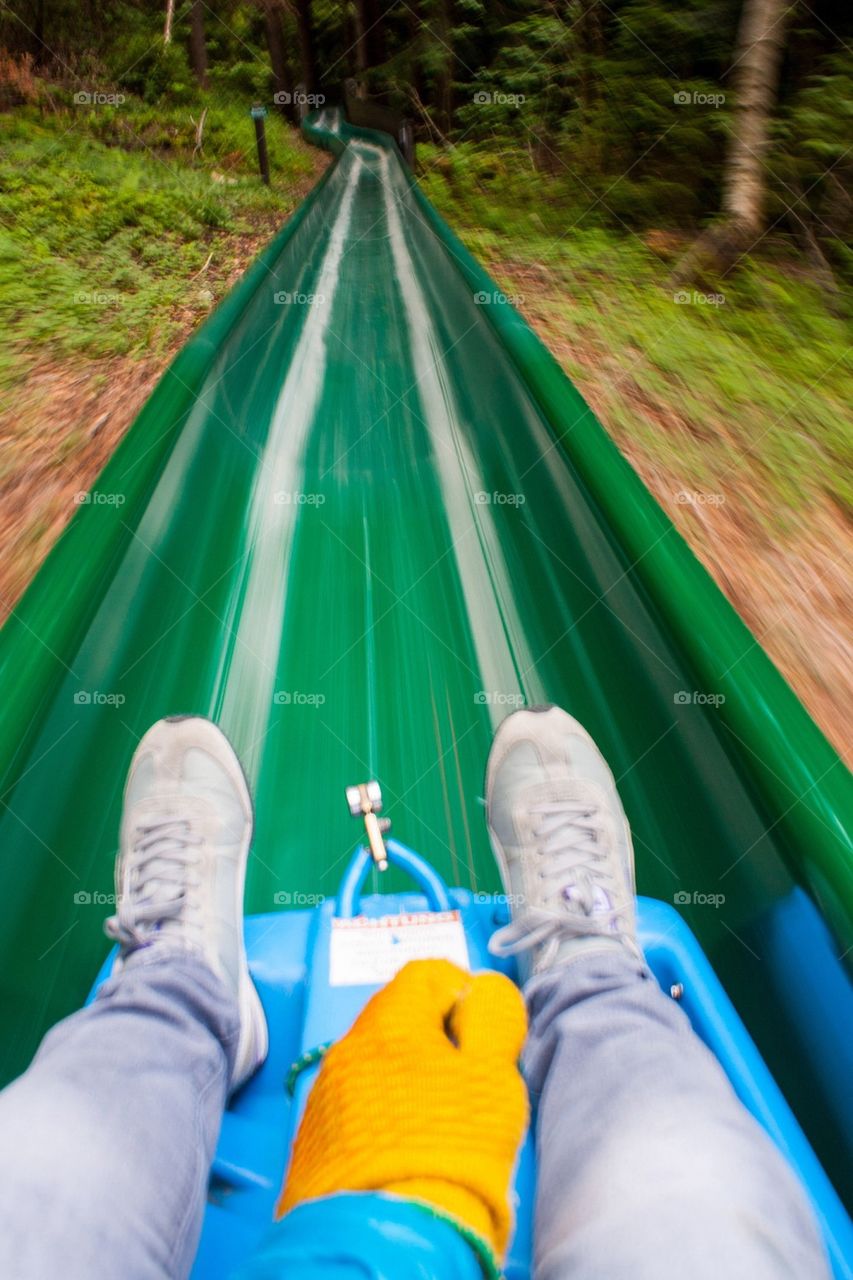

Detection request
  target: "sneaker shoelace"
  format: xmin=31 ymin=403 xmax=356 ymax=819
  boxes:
xmin=490 ymin=799 xmax=630 ymax=958
xmin=105 ymin=818 xmax=204 ymax=951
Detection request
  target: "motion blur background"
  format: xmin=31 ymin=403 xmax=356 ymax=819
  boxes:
xmin=1 ymin=0 xmax=850 ymax=752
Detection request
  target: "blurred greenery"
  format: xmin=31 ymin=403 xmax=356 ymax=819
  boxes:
xmin=422 ymin=152 xmax=852 ymax=515
xmin=2 ymin=0 xmax=851 ymax=256
xmin=0 ymin=95 xmax=315 ymax=370
xmin=0 ymin=0 xmax=849 ymax=515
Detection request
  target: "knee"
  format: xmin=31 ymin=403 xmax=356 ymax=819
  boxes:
xmin=588 ymin=1102 xmax=787 ymax=1211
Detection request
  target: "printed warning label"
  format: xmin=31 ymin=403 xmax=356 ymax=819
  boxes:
xmin=329 ymin=911 xmax=470 ymax=986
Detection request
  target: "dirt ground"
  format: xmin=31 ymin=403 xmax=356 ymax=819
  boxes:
xmin=0 ymin=215 xmax=305 ymax=614
xmin=0 ymin=352 xmax=171 ymax=612
xmin=1 ymin=264 xmax=849 ymax=760
xmin=510 ymin=278 xmax=851 ymax=761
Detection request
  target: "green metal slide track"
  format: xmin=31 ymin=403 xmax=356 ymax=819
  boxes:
xmin=0 ymin=108 xmax=850 ymax=1195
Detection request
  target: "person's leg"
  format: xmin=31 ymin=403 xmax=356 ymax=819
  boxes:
xmin=524 ymin=953 xmax=829 ymax=1280
xmin=0 ymin=716 xmax=268 ymax=1280
xmin=0 ymin=952 xmax=237 ymax=1280
xmin=485 ymin=705 xmax=830 ymax=1280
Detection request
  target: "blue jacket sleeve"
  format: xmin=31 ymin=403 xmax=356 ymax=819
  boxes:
xmin=232 ymin=1192 xmax=485 ymax=1280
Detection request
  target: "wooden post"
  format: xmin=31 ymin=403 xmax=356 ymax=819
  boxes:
xmin=251 ymin=104 xmax=270 ymax=185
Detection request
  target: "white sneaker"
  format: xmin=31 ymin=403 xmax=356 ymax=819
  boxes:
xmin=486 ymin=705 xmax=641 ymax=984
xmin=105 ymin=715 xmax=268 ymax=1091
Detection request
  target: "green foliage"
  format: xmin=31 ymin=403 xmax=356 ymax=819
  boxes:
xmin=0 ymin=0 xmax=846 ymax=587
xmin=113 ymin=38 xmax=194 ymax=103
xmin=2 ymin=0 xmax=850 ymax=249
xmin=208 ymin=60 xmax=272 ymax=102
xmin=423 ymin=151 xmax=853 ymax=515
xmin=0 ymin=96 xmax=315 ymax=368
xmin=769 ymin=50 xmax=853 ymax=275
xmin=456 ymin=14 xmax=574 ymax=140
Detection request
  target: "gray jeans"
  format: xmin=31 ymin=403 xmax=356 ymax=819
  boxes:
xmin=524 ymin=953 xmax=830 ymax=1280
xmin=0 ymin=949 xmax=830 ymax=1280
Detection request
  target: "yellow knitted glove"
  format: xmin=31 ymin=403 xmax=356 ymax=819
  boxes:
xmin=277 ymin=959 xmax=529 ymax=1270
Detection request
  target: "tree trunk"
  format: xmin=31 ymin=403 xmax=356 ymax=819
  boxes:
xmin=293 ymin=0 xmax=316 ymax=94
xmin=575 ymin=0 xmax=603 ymax=172
xmin=436 ymin=0 xmax=453 ymax=133
xmin=671 ymin=0 xmax=790 ymax=283
xmin=32 ymin=0 xmax=47 ymax=63
xmin=188 ymin=0 xmax=208 ymax=87
xmin=577 ymin=0 xmax=603 ymax=113
xmin=353 ymin=0 xmax=370 ymax=79
xmin=163 ymin=0 xmax=175 ymax=45
xmin=407 ymin=1 xmax=426 ymax=104
xmin=365 ymin=0 xmax=387 ymax=68
xmin=264 ymin=1 xmax=292 ymax=117
xmin=723 ymin=0 xmax=789 ymax=235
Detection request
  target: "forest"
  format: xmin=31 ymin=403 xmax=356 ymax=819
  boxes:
xmin=4 ymin=0 xmax=852 ymax=284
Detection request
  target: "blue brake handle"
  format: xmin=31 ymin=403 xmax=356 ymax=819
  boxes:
xmin=335 ymin=838 xmax=453 ymax=918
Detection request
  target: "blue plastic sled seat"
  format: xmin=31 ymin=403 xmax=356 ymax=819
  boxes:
xmin=90 ymin=839 xmax=853 ymax=1279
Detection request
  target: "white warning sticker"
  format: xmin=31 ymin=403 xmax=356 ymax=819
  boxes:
xmin=329 ymin=911 xmax=470 ymax=987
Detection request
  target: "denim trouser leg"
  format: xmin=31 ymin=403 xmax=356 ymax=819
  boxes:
xmin=0 ymin=951 xmax=238 ymax=1280
xmin=524 ymin=952 xmax=831 ymax=1280
xmin=0 ymin=945 xmax=833 ymax=1280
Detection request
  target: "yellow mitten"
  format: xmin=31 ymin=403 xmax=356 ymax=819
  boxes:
xmin=277 ymin=958 xmax=529 ymax=1270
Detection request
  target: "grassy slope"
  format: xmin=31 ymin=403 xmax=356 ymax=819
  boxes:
xmin=0 ymin=95 xmax=319 ymax=380
xmin=0 ymin=90 xmax=323 ymax=610
xmin=419 ymin=143 xmax=853 ymax=519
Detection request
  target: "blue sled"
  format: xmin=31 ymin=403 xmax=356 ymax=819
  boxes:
xmin=91 ymin=838 xmax=853 ymax=1279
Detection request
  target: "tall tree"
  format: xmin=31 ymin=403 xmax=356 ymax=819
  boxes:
xmin=673 ymin=0 xmax=791 ymax=280
xmin=352 ymin=0 xmax=370 ymax=79
xmin=292 ymin=0 xmax=317 ymax=94
xmin=576 ymin=0 xmax=604 ymax=115
xmin=419 ymin=0 xmax=454 ymax=132
xmin=189 ymin=0 xmax=209 ymax=87
xmin=33 ymin=0 xmax=47 ymax=63
xmin=365 ymin=0 xmax=387 ymax=68
xmin=264 ymin=0 xmax=292 ymax=110
xmin=723 ymin=0 xmax=790 ymax=239
xmin=163 ymin=0 xmax=175 ymax=45
xmin=437 ymin=0 xmax=453 ymax=132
